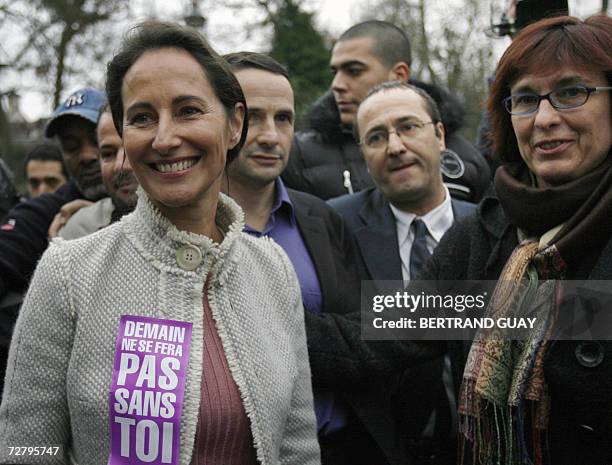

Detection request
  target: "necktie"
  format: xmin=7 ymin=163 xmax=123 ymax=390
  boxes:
xmin=409 ymin=219 xmax=431 ymax=280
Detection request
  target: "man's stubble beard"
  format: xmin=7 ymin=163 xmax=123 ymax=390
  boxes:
xmin=79 ymin=181 xmax=108 ymax=201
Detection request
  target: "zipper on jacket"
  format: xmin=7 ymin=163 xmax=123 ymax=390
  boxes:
xmin=342 ymin=170 xmax=354 ymax=194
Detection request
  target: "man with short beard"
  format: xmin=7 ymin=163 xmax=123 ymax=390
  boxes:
xmin=0 ymin=88 xmax=107 ymax=294
xmin=59 ymin=106 xmax=138 ymax=239
xmin=45 ymin=88 xmax=108 ymax=201
xmin=0 ymin=88 xmax=106 ymax=396
xmin=0 ymin=88 xmax=107 ymax=298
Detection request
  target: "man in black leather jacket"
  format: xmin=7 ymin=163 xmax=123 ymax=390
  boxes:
xmin=283 ymin=20 xmax=490 ymax=202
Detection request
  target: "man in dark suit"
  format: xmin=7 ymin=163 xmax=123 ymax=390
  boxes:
xmin=326 ymin=81 xmax=476 ymax=464
xmin=224 ymin=52 xmax=400 ymax=465
xmin=329 ymin=81 xmax=475 ymax=283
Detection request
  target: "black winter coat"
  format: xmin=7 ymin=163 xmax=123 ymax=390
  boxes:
xmin=283 ymin=81 xmax=491 ymax=202
xmin=306 ymin=194 xmax=612 ymax=465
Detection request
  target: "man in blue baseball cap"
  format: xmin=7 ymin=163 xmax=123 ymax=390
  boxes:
xmin=45 ymin=87 xmax=107 ymax=201
xmin=0 ymin=88 xmax=107 ymax=397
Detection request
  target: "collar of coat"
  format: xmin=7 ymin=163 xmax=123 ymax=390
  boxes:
xmin=121 ymin=188 xmax=246 ymax=284
xmin=302 ymin=79 xmax=466 ymax=145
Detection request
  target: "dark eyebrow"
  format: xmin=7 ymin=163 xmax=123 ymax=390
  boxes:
xmin=99 ymin=143 xmax=118 ymax=150
xmin=364 ymin=124 xmax=389 ymax=136
xmin=395 ymin=116 xmax=421 ymax=124
xmin=512 ymin=75 xmax=585 ymax=94
xmin=276 ymin=109 xmax=294 ymax=118
xmin=364 ymin=116 xmax=420 ymax=134
xmin=172 ymin=95 xmax=209 ymax=106
xmin=126 ymin=96 xmax=209 ymax=114
xmin=555 ymin=76 xmax=588 ymax=87
xmin=125 ymin=101 xmax=154 ymax=115
xmin=330 ymin=60 xmax=367 ymax=71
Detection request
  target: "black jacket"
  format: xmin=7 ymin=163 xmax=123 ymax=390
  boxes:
xmin=0 ymin=180 xmax=83 ymax=399
xmin=306 ymin=194 xmax=612 ymax=464
xmin=0 ymin=180 xmax=82 ymax=298
xmin=326 ymin=188 xmax=476 ymax=465
xmin=288 ymin=189 xmax=399 ymax=465
xmin=288 ymin=188 xmax=360 ymax=317
xmin=328 ymin=187 xmax=476 ymax=283
xmin=0 ymin=159 xmax=20 ymax=222
xmin=283 ymin=81 xmax=491 ymax=201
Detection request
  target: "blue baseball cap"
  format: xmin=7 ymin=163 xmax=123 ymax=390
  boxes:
xmin=45 ymin=87 xmax=106 ymax=138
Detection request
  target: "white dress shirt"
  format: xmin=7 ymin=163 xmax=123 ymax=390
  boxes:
xmin=389 ymin=185 xmax=454 ymax=282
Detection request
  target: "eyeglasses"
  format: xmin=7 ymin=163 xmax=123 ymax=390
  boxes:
xmin=503 ymin=85 xmax=612 ymax=116
xmin=360 ymin=119 xmax=435 ymax=150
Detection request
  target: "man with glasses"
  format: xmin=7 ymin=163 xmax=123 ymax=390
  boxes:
xmin=329 ymin=81 xmax=475 ymax=283
xmin=283 ymin=20 xmax=490 ymax=202
xmin=324 ymin=81 xmax=475 ymax=464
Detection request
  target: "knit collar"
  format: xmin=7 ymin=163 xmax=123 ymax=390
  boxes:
xmin=495 ymin=155 xmax=612 ymax=268
xmin=121 ymin=188 xmax=246 ymax=283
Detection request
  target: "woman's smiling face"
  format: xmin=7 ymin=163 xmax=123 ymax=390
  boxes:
xmin=121 ymin=47 xmax=242 ymax=217
xmin=510 ymin=68 xmax=611 ymax=187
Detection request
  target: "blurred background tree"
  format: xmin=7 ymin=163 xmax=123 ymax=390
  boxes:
xmin=268 ymin=0 xmax=331 ymax=124
xmin=2 ymin=0 xmax=131 ymax=108
xmin=222 ymin=0 xmax=331 ymax=124
xmin=0 ymin=0 xmax=607 ymax=191
xmin=357 ymin=0 xmax=496 ymax=141
xmin=0 ymin=0 xmax=130 ymax=189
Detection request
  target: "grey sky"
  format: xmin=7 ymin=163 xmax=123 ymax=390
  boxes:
xmin=3 ymin=0 xmax=606 ymax=122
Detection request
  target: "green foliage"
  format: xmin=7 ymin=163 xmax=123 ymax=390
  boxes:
xmin=268 ymin=0 xmax=330 ymax=125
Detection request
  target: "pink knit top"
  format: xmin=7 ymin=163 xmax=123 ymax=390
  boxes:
xmin=189 ymin=291 xmax=258 ymax=465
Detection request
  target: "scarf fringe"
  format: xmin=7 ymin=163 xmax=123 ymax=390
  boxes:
xmin=459 ymin=398 xmax=554 ymax=465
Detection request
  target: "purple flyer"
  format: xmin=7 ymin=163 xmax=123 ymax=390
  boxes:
xmin=108 ymin=315 xmax=193 ymax=465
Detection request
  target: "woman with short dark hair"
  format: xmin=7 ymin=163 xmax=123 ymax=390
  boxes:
xmin=0 ymin=22 xmax=320 ymax=465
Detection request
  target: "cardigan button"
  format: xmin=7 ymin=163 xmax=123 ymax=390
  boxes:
xmin=176 ymin=244 xmax=202 ymax=271
xmin=575 ymin=341 xmax=604 ymax=368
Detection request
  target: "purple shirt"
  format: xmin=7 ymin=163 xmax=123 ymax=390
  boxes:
xmin=243 ymin=179 xmax=323 ymax=315
xmin=243 ymin=179 xmax=346 ymax=436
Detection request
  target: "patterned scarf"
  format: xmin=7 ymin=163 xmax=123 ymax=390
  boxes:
xmin=458 ymin=156 xmax=612 ymax=465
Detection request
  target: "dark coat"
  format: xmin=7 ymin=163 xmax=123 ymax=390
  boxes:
xmin=324 ymin=188 xmax=476 ymax=465
xmin=0 ymin=180 xmax=82 ymax=298
xmin=288 ymin=189 xmax=398 ymax=465
xmin=328 ymin=187 xmax=476 ymax=283
xmin=288 ymin=188 xmax=360 ymax=317
xmin=282 ymin=81 xmax=491 ymax=202
xmin=307 ymin=194 xmax=612 ymax=465
xmin=0 ymin=180 xmax=82 ymax=399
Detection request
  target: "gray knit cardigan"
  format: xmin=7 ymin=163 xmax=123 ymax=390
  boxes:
xmin=0 ymin=192 xmax=320 ymax=465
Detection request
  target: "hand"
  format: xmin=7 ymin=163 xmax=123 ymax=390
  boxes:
xmin=48 ymin=199 xmax=94 ymax=239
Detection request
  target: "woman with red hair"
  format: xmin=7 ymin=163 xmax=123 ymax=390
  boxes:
xmin=455 ymin=14 xmax=612 ymax=465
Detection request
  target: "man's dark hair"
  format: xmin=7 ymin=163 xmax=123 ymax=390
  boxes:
xmin=354 ymin=81 xmax=442 ymax=141
xmin=339 ymin=20 xmax=412 ymax=68
xmin=105 ymin=21 xmax=248 ymax=162
xmin=224 ymin=52 xmax=289 ymax=79
xmin=24 ymin=144 xmax=68 ymax=178
xmin=97 ymin=102 xmax=110 ymax=124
